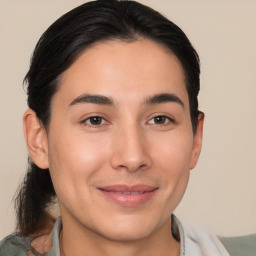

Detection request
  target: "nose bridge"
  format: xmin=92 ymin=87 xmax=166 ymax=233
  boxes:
xmin=110 ymin=120 xmax=151 ymax=172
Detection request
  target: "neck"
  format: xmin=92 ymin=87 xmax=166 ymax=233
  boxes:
xmin=59 ymin=215 xmax=180 ymax=256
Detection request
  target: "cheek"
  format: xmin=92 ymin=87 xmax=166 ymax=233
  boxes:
xmin=144 ymin=131 xmax=193 ymax=221
xmin=153 ymin=130 xmax=194 ymax=175
xmin=151 ymin=129 xmax=193 ymax=201
xmin=47 ymin=131 xmax=111 ymax=197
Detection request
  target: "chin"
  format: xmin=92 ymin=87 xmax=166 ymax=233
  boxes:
xmin=95 ymin=213 xmax=163 ymax=242
xmin=100 ymin=226 xmax=153 ymax=242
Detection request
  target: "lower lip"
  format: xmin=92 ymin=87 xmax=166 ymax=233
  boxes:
xmin=99 ymin=189 xmax=158 ymax=207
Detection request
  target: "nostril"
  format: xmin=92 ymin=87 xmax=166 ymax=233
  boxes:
xmin=139 ymin=164 xmax=147 ymax=169
xmin=114 ymin=163 xmax=148 ymax=173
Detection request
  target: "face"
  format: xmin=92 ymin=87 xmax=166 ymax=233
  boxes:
xmin=37 ymin=39 xmax=203 ymax=241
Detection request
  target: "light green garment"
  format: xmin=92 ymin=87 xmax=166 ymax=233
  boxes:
xmin=0 ymin=235 xmax=39 ymax=256
xmin=219 ymin=234 xmax=256 ymax=256
xmin=0 ymin=216 xmax=255 ymax=256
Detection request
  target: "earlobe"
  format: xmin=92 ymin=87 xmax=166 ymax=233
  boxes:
xmin=190 ymin=112 xmax=204 ymax=170
xmin=23 ymin=109 xmax=49 ymax=169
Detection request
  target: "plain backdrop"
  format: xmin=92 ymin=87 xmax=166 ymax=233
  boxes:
xmin=0 ymin=0 xmax=255 ymax=239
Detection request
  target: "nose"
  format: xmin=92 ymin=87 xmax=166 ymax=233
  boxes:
xmin=110 ymin=125 xmax=152 ymax=173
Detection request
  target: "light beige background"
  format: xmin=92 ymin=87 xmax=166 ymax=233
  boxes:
xmin=0 ymin=0 xmax=255 ymax=239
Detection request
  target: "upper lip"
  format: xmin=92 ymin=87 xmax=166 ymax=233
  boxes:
xmin=98 ymin=184 xmax=158 ymax=192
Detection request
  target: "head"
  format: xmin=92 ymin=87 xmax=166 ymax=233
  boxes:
xmin=18 ymin=0 xmax=203 ymax=241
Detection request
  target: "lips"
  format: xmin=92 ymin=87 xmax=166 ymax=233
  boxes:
xmin=98 ymin=184 xmax=158 ymax=207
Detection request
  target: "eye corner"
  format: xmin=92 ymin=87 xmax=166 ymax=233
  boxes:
xmin=80 ymin=115 xmax=110 ymax=128
xmin=147 ymin=114 xmax=175 ymax=126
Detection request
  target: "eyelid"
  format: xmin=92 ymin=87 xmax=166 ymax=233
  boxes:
xmin=79 ymin=112 xmax=107 ymax=121
xmin=146 ymin=112 xmax=175 ymax=124
xmin=84 ymin=116 xmax=106 ymax=124
xmin=80 ymin=113 xmax=110 ymax=127
xmin=148 ymin=116 xmax=173 ymax=126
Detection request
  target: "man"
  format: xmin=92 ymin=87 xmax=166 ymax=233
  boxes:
xmin=0 ymin=1 xmax=255 ymax=255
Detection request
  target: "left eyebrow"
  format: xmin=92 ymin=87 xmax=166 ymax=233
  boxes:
xmin=144 ymin=93 xmax=184 ymax=108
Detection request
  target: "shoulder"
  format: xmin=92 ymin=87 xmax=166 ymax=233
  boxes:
xmin=0 ymin=218 xmax=62 ymax=256
xmin=219 ymin=233 xmax=256 ymax=256
xmin=0 ymin=234 xmax=33 ymax=256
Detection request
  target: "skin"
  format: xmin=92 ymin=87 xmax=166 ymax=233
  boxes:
xmin=24 ymin=39 xmax=204 ymax=256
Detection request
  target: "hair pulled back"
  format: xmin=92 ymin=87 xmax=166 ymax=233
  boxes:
xmin=15 ymin=0 xmax=201 ymax=236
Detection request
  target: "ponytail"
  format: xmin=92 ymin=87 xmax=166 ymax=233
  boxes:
xmin=15 ymin=158 xmax=56 ymax=236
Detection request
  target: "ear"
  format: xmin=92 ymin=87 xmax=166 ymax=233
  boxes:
xmin=189 ymin=112 xmax=204 ymax=170
xmin=23 ymin=109 xmax=49 ymax=169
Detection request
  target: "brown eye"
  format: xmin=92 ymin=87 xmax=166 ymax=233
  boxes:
xmin=83 ymin=116 xmax=106 ymax=126
xmin=148 ymin=115 xmax=172 ymax=125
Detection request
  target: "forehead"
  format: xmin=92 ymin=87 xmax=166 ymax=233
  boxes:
xmin=55 ymin=39 xmax=188 ymax=107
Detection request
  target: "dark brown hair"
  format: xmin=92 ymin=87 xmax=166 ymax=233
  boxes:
xmin=15 ymin=0 xmax=200 ymax=236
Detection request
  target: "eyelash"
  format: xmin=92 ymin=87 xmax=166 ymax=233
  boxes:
xmin=81 ymin=116 xmax=107 ymax=127
xmin=147 ymin=115 xmax=174 ymax=125
xmin=81 ymin=115 xmax=174 ymax=128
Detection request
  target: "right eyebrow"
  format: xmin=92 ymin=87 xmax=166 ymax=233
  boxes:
xmin=69 ymin=94 xmax=114 ymax=106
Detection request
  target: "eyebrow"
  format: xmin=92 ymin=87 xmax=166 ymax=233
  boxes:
xmin=69 ymin=92 xmax=184 ymax=108
xmin=144 ymin=93 xmax=184 ymax=108
xmin=70 ymin=94 xmax=113 ymax=106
